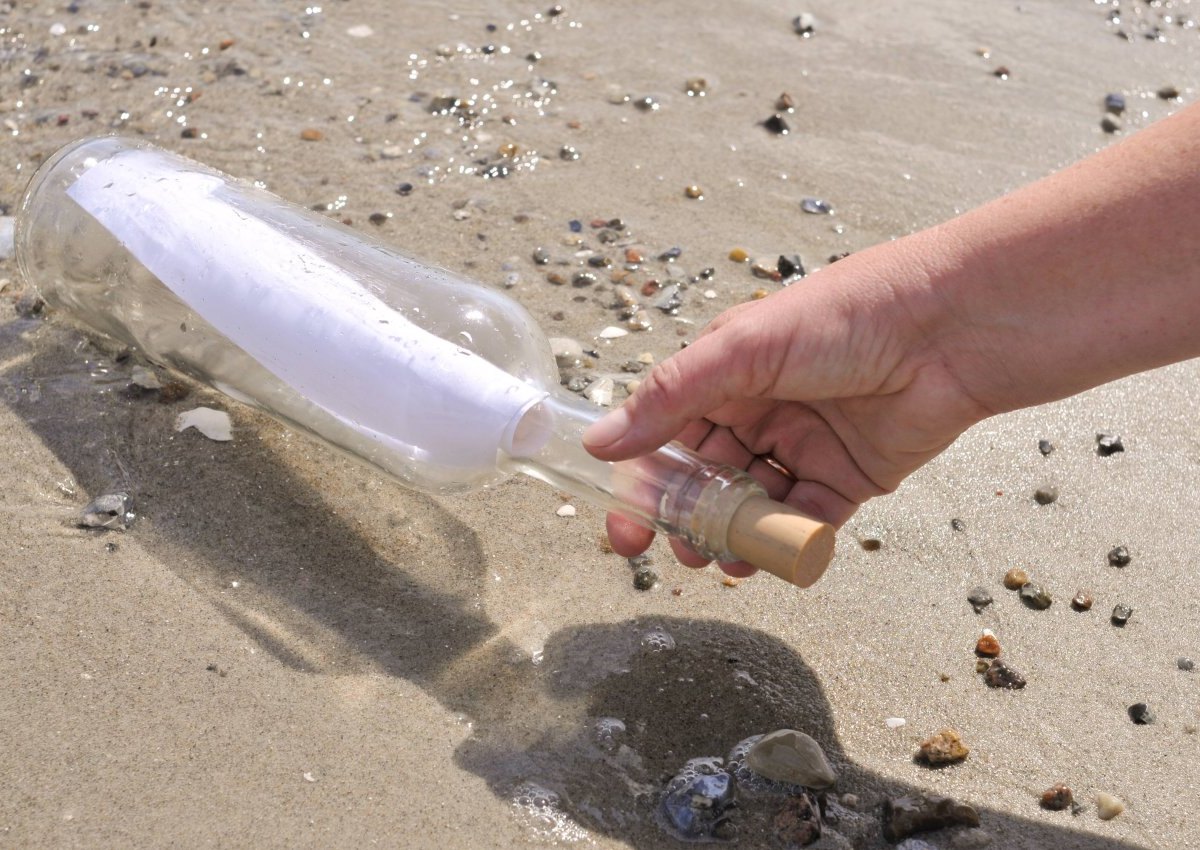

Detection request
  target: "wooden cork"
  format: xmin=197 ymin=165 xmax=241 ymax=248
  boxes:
xmin=726 ymin=496 xmax=836 ymax=587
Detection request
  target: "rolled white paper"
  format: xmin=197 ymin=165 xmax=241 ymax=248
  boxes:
xmin=67 ymin=149 xmax=547 ymax=472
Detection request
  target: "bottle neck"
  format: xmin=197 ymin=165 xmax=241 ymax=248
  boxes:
xmin=502 ymin=392 xmax=764 ymax=563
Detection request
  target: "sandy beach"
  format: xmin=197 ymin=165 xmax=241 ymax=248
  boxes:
xmin=1 ymin=1 xmax=1199 ymax=847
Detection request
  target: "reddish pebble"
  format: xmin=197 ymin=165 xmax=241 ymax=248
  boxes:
xmin=641 ymin=280 xmax=661 ymax=297
xmin=300 ymin=128 xmax=324 ymax=141
xmin=1040 ymin=784 xmax=1073 ymax=811
xmin=975 ymin=635 xmax=1001 ymax=657
xmin=625 ymin=248 xmax=644 ymax=264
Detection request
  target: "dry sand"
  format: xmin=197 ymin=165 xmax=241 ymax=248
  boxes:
xmin=1 ymin=1 xmax=1199 ymax=848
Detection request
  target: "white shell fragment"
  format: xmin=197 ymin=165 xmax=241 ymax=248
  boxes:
xmin=131 ymin=366 xmax=162 ymax=389
xmin=346 ymin=24 xmax=374 ymax=38
xmin=175 ymin=407 xmax=233 ymax=441
xmin=555 ymin=504 xmax=577 ymax=518
xmin=598 ymin=326 xmax=629 ymax=339
xmin=885 ymin=717 xmax=907 ymax=730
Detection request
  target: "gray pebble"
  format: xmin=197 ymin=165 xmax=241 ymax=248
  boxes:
xmin=967 ymin=587 xmax=993 ymax=614
xmin=1128 ymin=702 xmax=1154 ymax=724
xmin=1034 ymin=486 xmax=1058 ymax=505
xmin=1108 ymin=545 xmax=1131 ymax=567
xmin=1178 ymin=657 xmax=1195 ymax=672
xmin=79 ymin=493 xmax=135 ymax=530
xmin=1111 ymin=604 xmax=1133 ymax=626
xmin=1038 ymin=439 xmax=1054 ymax=456
xmin=1020 ymin=582 xmax=1052 ymax=610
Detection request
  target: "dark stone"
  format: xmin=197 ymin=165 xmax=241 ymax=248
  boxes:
xmin=569 ymin=219 xmax=582 ymax=233
xmin=1178 ymin=657 xmax=1195 ymax=672
xmin=559 ymin=145 xmax=580 ymax=161
xmin=792 ymin=13 xmax=816 ymax=36
xmin=1038 ymin=439 xmax=1055 ymax=456
xmin=571 ymin=272 xmax=597 ymax=288
xmin=1071 ymin=591 xmax=1094 ymax=612
xmin=396 ymin=182 xmax=414 ymax=196
xmin=828 ymin=252 xmax=851 ymax=263
xmin=633 ymin=96 xmax=659 ymax=112
xmin=633 ymin=568 xmax=658 ymax=591
xmin=658 ymin=246 xmax=683 ymax=262
xmin=801 ymin=197 xmax=833 ymax=215
xmin=762 ymin=113 xmax=790 ymax=135
xmin=1107 ymin=545 xmax=1131 ymax=567
xmin=1111 ymin=604 xmax=1133 ymax=626
xmin=1034 ymin=486 xmax=1058 ymax=505
xmin=777 ymin=254 xmax=806 ymax=280
xmin=79 ymin=493 xmax=134 ymax=530
xmin=951 ymin=518 xmax=966 ymax=532
xmin=368 ymin=212 xmax=389 ymax=226
xmin=984 ymin=659 xmax=1026 ymax=690
xmin=180 ymin=127 xmax=199 ymax=139
xmin=428 ymin=95 xmax=463 ymax=114
xmin=1128 ymin=702 xmax=1154 ymax=724
xmin=1020 ymin=582 xmax=1052 ymax=610
xmin=1096 ymin=432 xmax=1124 ymax=456
xmin=1101 ymin=115 xmax=1121 ymax=134
xmin=1105 ymin=93 xmax=1126 ymax=114
xmin=531 ymin=247 xmax=550 ymax=265
xmin=1157 ymin=86 xmax=1181 ymax=100
xmin=773 ymin=792 xmax=822 ymax=846
xmin=882 ymin=794 xmax=980 ymax=843
xmin=967 ymin=586 xmax=993 ymax=614
xmin=586 ymin=255 xmax=611 ymax=268
xmin=660 ymin=758 xmax=736 ymax=840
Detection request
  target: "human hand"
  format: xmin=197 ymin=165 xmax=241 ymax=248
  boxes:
xmin=583 ymin=232 xmax=991 ymax=577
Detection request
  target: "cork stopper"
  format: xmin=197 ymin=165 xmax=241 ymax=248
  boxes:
xmin=726 ymin=496 xmax=836 ymax=587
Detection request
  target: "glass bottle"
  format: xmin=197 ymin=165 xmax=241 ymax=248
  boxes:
xmin=16 ymin=136 xmax=834 ymax=586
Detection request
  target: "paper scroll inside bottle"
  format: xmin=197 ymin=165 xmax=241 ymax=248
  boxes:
xmin=66 ymin=149 xmax=550 ymax=481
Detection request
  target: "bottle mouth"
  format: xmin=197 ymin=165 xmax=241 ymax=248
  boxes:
xmin=15 ymin=135 xmax=126 ymax=293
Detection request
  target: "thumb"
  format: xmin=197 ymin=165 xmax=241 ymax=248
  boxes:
xmin=583 ymin=327 xmax=751 ymax=460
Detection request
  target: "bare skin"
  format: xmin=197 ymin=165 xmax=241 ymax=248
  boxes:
xmin=584 ymin=101 xmax=1200 ymax=577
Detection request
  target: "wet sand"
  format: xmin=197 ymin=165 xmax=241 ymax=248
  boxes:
xmin=1 ymin=1 xmax=1199 ymax=847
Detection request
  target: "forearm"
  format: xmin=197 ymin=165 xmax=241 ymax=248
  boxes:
xmin=918 ymin=101 xmax=1200 ymax=415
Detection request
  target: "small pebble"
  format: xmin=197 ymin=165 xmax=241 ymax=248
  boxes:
xmin=633 ymin=95 xmax=660 ymax=112
xmin=1040 ymin=784 xmax=1073 ymax=811
xmin=1127 ymin=702 xmax=1153 ymax=724
xmin=599 ymin=326 xmax=629 ymax=339
xmin=984 ymin=659 xmax=1026 ymax=689
xmin=967 ymin=587 xmax=993 ymax=614
xmin=975 ymin=635 xmax=1001 ymax=658
xmin=793 ymin=13 xmax=816 ymax=36
xmin=633 ymin=568 xmax=658 ymax=591
xmin=1071 ymin=591 xmax=1094 ymax=612
xmin=1020 ymin=582 xmax=1052 ymax=610
xmin=776 ymin=92 xmax=795 ymax=111
xmin=993 ymin=66 xmax=1011 ymax=80
xmin=1104 ymin=92 xmax=1126 ymax=114
xmin=777 ymin=254 xmax=805 ymax=280
xmin=1111 ymin=604 xmax=1133 ymax=626
xmin=721 ymin=576 xmax=740 ymax=588
xmin=728 ymin=247 xmax=750 ymax=263
xmin=396 ymin=182 xmax=414 ymax=196
xmin=1096 ymin=792 xmax=1125 ymax=820
xmin=917 ymin=729 xmax=969 ymax=765
xmin=684 ymin=185 xmax=704 ymax=200
xmin=1096 ymin=432 xmax=1124 ymax=456
xmin=572 ymin=271 xmax=597 ymax=287
xmin=1033 ymin=486 xmax=1058 ymax=505
xmin=684 ymin=77 xmax=707 ymax=96
xmin=801 ymin=197 xmax=833 ymax=215
xmin=840 ymin=793 xmax=859 ymax=809
xmin=299 ymin=128 xmax=324 ymax=141
xmin=1101 ymin=115 xmax=1121 ymax=134
xmin=951 ymin=518 xmax=966 ymax=532
xmin=746 ymin=728 xmax=837 ymax=788
xmin=1179 ymin=657 xmax=1195 ymax=672
xmin=532 ymin=247 xmax=550 ymax=265
xmin=1003 ymin=567 xmax=1029 ymax=590
xmin=1157 ymin=85 xmax=1180 ymax=100
xmin=555 ymin=504 xmax=576 ymax=518
xmin=762 ymin=114 xmax=790 ymax=135
xmin=885 ymin=717 xmax=906 ymax=730
xmin=1038 ymin=439 xmax=1054 ymax=456
xmin=1107 ymin=545 xmax=1131 ymax=567
xmin=751 ymin=288 xmax=769 ymax=300
xmin=569 ymin=219 xmax=582 ymax=233
xmin=559 ymin=145 xmax=580 ymax=161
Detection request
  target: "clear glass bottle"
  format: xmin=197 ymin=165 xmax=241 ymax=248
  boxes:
xmin=16 ymin=136 xmax=833 ymax=585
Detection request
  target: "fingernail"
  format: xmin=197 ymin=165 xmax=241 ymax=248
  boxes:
xmin=583 ymin=406 xmax=631 ymax=449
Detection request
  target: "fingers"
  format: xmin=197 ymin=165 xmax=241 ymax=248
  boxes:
xmin=605 ymin=512 xmax=654 ymax=557
xmin=583 ymin=326 xmax=758 ymax=461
